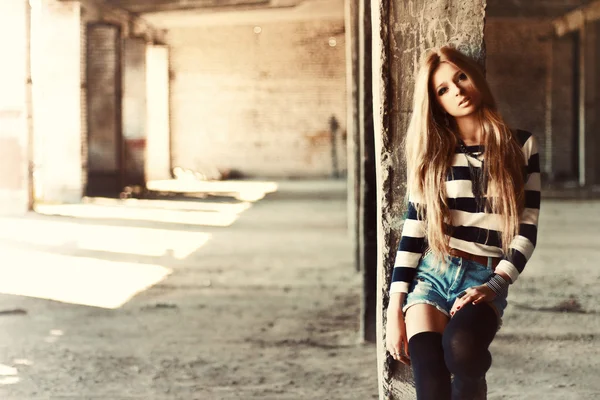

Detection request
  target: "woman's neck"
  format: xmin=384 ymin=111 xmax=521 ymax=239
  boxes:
xmin=455 ymin=114 xmax=482 ymax=146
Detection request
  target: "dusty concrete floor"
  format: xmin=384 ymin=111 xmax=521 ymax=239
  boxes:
xmin=486 ymin=199 xmax=600 ymax=400
xmin=0 ymin=181 xmax=597 ymax=400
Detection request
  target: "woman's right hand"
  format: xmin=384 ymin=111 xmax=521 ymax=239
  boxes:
xmin=386 ymin=295 xmax=410 ymax=365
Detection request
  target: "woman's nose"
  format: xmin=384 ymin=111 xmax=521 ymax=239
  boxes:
xmin=452 ymin=84 xmax=463 ymax=96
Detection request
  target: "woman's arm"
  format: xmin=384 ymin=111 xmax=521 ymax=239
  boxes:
xmin=454 ymin=134 xmax=541 ymax=310
xmin=494 ymin=133 xmax=541 ymax=285
xmin=386 ymin=291 xmax=410 ymax=364
xmin=387 ymin=196 xmax=426 ymax=364
xmin=389 ymin=199 xmax=427 ymax=295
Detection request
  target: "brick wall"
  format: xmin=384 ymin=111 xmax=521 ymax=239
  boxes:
xmin=166 ymin=18 xmax=347 ymax=179
xmin=486 ymin=18 xmax=554 ymax=177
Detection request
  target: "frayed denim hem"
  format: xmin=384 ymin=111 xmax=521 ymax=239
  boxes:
xmin=403 ymin=299 xmax=451 ymax=318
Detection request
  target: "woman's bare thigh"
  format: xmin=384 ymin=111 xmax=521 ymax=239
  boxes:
xmin=405 ymin=304 xmax=450 ymax=341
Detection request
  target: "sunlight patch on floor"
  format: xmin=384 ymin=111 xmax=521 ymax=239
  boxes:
xmin=76 ymin=226 xmax=211 ymax=259
xmin=34 ymin=203 xmax=240 ymax=227
xmin=0 ymin=218 xmax=212 ymax=260
xmin=145 ymin=180 xmax=278 ymax=202
xmin=0 ymin=364 xmax=19 ymax=385
xmin=82 ymin=197 xmax=253 ymax=214
xmin=0 ymin=247 xmax=172 ymax=309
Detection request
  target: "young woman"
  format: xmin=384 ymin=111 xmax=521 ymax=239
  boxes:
xmin=385 ymin=46 xmax=541 ymax=399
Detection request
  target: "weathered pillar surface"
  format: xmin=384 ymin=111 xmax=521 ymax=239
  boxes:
xmin=0 ymin=0 xmax=31 ymax=214
xmin=583 ymin=21 xmax=600 ymax=186
xmin=123 ymin=37 xmax=148 ymax=187
xmin=372 ymin=1 xmax=486 ymax=398
xmin=86 ymin=23 xmax=122 ymax=196
xmin=32 ymin=0 xmax=83 ymax=203
xmin=577 ymin=24 xmax=586 ymax=187
xmin=345 ymin=0 xmax=361 ymax=272
xmin=359 ymin=0 xmax=377 ymax=343
xmin=548 ymin=33 xmax=577 ymax=181
xmin=145 ymin=45 xmax=172 ymax=182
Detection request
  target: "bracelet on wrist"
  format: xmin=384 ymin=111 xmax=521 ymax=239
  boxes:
xmin=485 ymin=273 xmax=509 ymax=297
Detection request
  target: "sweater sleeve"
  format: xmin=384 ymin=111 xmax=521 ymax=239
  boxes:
xmin=389 ymin=195 xmax=427 ymax=294
xmin=494 ymin=134 xmax=541 ymax=283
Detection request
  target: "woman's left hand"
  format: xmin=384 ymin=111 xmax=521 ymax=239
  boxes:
xmin=450 ymin=285 xmax=496 ymax=317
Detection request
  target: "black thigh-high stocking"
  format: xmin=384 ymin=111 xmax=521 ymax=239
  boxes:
xmin=408 ymin=331 xmax=451 ymax=400
xmin=442 ymin=303 xmax=498 ymax=400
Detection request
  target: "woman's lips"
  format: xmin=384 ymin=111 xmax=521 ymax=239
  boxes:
xmin=459 ymin=97 xmax=471 ymax=107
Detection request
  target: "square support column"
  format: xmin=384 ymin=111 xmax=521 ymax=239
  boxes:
xmin=548 ymin=33 xmax=577 ymax=182
xmin=123 ymin=37 xmax=148 ymax=188
xmin=32 ymin=0 xmax=82 ymax=203
xmin=582 ymin=21 xmax=600 ymax=186
xmin=0 ymin=0 xmax=32 ymax=214
xmin=345 ymin=0 xmax=361 ymax=273
xmin=358 ymin=0 xmax=377 ymax=344
xmin=145 ymin=45 xmax=171 ymax=182
xmin=372 ymin=0 xmax=486 ymax=398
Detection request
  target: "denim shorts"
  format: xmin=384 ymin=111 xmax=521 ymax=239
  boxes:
xmin=402 ymin=250 xmax=508 ymax=326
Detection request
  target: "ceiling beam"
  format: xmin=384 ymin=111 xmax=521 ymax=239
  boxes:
xmin=104 ymin=0 xmax=302 ymax=14
xmin=487 ymin=0 xmax=590 ymax=18
xmin=553 ymin=0 xmax=600 ymax=36
xmin=141 ymin=0 xmax=343 ymax=27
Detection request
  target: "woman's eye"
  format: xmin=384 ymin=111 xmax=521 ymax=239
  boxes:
xmin=438 ymin=87 xmax=447 ymax=96
xmin=458 ymin=73 xmax=467 ymax=81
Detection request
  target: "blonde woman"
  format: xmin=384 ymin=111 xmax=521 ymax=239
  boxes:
xmin=385 ymin=46 xmax=540 ymax=399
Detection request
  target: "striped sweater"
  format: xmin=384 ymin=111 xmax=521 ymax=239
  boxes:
xmin=390 ymin=129 xmax=541 ymax=294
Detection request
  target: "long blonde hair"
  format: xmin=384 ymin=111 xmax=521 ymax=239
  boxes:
xmin=404 ymin=45 xmax=526 ymax=258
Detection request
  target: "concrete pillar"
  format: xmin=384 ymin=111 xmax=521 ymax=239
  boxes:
xmin=372 ymin=0 xmax=486 ymax=398
xmin=145 ymin=45 xmax=171 ymax=182
xmin=577 ymin=26 xmax=586 ymax=187
xmin=345 ymin=0 xmax=361 ymax=273
xmin=548 ymin=33 xmax=577 ymax=182
xmin=358 ymin=0 xmax=377 ymax=344
xmin=122 ymin=37 xmax=148 ymax=188
xmin=86 ymin=23 xmax=122 ymax=196
xmin=0 ymin=0 xmax=32 ymax=214
xmin=31 ymin=0 xmax=83 ymax=204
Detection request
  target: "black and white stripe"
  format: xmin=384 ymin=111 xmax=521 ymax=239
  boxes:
xmin=390 ymin=130 xmax=541 ymax=294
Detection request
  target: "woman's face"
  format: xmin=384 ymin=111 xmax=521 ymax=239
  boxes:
xmin=431 ymin=62 xmax=481 ymax=118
